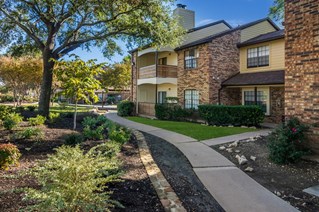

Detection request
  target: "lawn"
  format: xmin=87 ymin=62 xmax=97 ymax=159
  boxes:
xmin=126 ymin=117 xmax=257 ymax=141
xmin=49 ymin=105 xmax=94 ymax=113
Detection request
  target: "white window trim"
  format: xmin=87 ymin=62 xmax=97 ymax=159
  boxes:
xmin=241 ymin=87 xmax=270 ymax=115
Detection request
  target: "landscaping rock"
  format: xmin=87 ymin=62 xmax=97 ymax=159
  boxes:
xmin=228 ymin=140 xmax=239 ymax=148
xmin=235 ymin=155 xmax=248 ymax=165
xmin=241 ymin=126 xmax=248 ymax=128
xmin=244 ymin=167 xmax=254 ymax=172
xmin=219 ymin=146 xmax=226 ymax=151
xmin=226 ymin=148 xmax=233 ymax=153
xmin=235 ymin=150 xmax=241 ymax=153
xmin=250 ymin=156 xmax=257 ymax=161
xmin=274 ymin=191 xmax=282 ymax=197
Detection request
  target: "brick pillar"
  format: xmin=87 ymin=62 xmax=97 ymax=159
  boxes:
xmin=285 ymin=0 xmax=319 ymax=153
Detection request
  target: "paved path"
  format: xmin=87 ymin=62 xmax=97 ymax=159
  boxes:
xmin=106 ymin=112 xmax=298 ymax=212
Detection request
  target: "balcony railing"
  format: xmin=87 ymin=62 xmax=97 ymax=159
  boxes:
xmin=138 ymin=65 xmax=177 ymax=79
xmin=138 ymin=102 xmax=156 ymax=116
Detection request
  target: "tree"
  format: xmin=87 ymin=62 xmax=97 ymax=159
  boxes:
xmin=269 ymin=0 xmax=284 ymax=22
xmin=100 ymin=55 xmax=131 ymax=92
xmin=0 ymin=0 xmax=184 ymax=116
xmin=6 ymin=43 xmax=42 ymax=58
xmin=54 ymin=56 xmax=104 ymax=130
xmin=0 ymin=56 xmax=43 ymax=106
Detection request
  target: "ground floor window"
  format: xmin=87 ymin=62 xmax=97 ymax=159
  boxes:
xmin=157 ymin=91 xmax=167 ymax=104
xmin=184 ymin=89 xmax=199 ymax=109
xmin=242 ymin=88 xmax=269 ymax=115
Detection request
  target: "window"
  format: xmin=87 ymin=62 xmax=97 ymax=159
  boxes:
xmin=184 ymin=90 xmax=199 ymax=109
xmin=242 ymin=88 xmax=269 ymax=115
xmin=184 ymin=48 xmax=199 ymax=69
xmin=157 ymin=91 xmax=167 ymax=104
xmin=247 ymin=46 xmax=269 ymax=68
xmin=158 ymin=57 xmax=167 ymax=65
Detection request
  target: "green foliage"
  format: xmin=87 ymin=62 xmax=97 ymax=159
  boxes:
xmin=0 ymin=105 xmax=14 ymax=120
xmin=48 ymin=112 xmax=60 ymax=124
xmin=28 ymin=115 xmax=46 ymax=126
xmin=268 ymin=118 xmax=310 ymax=164
xmin=64 ymin=133 xmax=85 ymax=146
xmin=82 ymin=116 xmax=100 ymax=129
xmin=15 ymin=106 xmax=25 ymax=113
xmin=3 ymin=113 xmax=23 ymax=130
xmin=83 ymin=125 xmax=105 ymax=141
xmin=269 ymin=0 xmax=284 ymax=22
xmin=27 ymin=105 xmax=37 ymax=112
xmin=198 ymin=105 xmax=265 ymax=127
xmin=108 ymin=125 xmax=131 ymax=144
xmin=106 ymin=96 xmax=116 ymax=105
xmin=13 ymin=127 xmax=44 ymax=141
xmin=155 ymin=104 xmax=194 ymax=121
xmin=0 ymin=143 xmax=21 ymax=170
xmin=117 ymin=101 xmax=135 ymax=117
xmin=0 ymin=95 xmax=14 ymax=103
xmin=23 ymin=144 xmax=121 ymax=211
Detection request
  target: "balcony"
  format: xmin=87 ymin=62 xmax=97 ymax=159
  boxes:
xmin=138 ymin=65 xmax=178 ymax=79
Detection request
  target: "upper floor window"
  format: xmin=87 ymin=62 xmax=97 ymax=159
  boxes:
xmin=185 ymin=48 xmax=199 ymax=69
xmin=247 ymin=46 xmax=269 ymax=68
xmin=158 ymin=57 xmax=167 ymax=65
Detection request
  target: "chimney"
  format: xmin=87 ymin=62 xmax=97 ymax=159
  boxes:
xmin=173 ymin=4 xmax=195 ymax=30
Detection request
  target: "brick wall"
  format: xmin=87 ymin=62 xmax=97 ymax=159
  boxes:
xmin=285 ymin=0 xmax=319 ymax=153
xmin=267 ymin=87 xmax=285 ymax=123
xmin=177 ymin=31 xmax=241 ymax=106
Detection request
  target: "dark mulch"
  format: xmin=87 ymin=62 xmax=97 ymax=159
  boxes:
xmin=143 ymin=132 xmax=224 ymax=212
xmin=213 ymin=137 xmax=319 ymax=212
xmin=109 ymin=139 xmax=164 ymax=212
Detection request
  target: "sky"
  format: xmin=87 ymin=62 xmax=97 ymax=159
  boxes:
xmin=72 ymin=0 xmax=276 ymax=65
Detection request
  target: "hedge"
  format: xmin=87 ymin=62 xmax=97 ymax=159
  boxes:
xmin=117 ymin=101 xmax=135 ymax=117
xmin=198 ymin=105 xmax=265 ymax=127
xmin=155 ymin=104 xmax=194 ymax=121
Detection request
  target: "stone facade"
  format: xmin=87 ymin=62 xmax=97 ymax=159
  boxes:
xmin=177 ymin=30 xmax=241 ymax=106
xmin=268 ymin=87 xmax=285 ymax=123
xmin=285 ymin=0 xmax=319 ymax=153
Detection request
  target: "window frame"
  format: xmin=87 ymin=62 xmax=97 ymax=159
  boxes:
xmin=184 ymin=89 xmax=199 ymax=109
xmin=184 ymin=48 xmax=199 ymax=70
xmin=157 ymin=91 xmax=167 ymax=104
xmin=241 ymin=88 xmax=270 ymax=115
xmin=247 ymin=46 xmax=270 ymax=68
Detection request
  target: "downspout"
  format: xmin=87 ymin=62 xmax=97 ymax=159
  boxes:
xmin=155 ymin=51 xmax=159 ymax=105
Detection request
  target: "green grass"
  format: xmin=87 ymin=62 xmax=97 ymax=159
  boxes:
xmin=126 ymin=117 xmax=257 ymax=141
xmin=49 ymin=105 xmax=93 ymax=113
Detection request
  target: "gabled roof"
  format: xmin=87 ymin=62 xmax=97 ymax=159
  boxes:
xmin=128 ymin=20 xmax=231 ymax=53
xmin=237 ymin=29 xmax=284 ymax=47
xmin=222 ymin=70 xmax=285 ymax=86
xmin=175 ymin=18 xmax=280 ymax=51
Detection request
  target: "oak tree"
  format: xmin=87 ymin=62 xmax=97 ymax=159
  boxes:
xmin=0 ymin=0 xmax=184 ymax=116
xmin=269 ymin=0 xmax=284 ymax=22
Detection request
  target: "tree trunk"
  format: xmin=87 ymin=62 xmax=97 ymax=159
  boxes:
xmin=38 ymin=52 xmax=55 ymax=117
xmin=73 ymin=100 xmax=78 ymax=130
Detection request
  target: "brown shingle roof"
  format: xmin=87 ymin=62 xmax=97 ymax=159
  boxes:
xmin=222 ymin=70 xmax=285 ymax=86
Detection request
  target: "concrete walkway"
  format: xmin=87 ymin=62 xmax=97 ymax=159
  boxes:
xmin=106 ymin=112 xmax=298 ymax=212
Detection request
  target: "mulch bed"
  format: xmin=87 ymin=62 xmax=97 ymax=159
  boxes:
xmin=213 ymin=137 xmax=319 ymax=212
xmin=0 ymin=114 xmax=163 ymax=211
xmin=143 ymin=132 xmax=224 ymax=212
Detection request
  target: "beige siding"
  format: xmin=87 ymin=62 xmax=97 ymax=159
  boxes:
xmin=240 ymin=39 xmax=285 ymax=72
xmin=181 ymin=23 xmax=230 ymax=46
xmin=137 ymin=84 xmax=156 ymax=103
xmin=241 ymin=21 xmax=277 ymax=42
xmin=157 ymin=84 xmax=177 ymax=98
xmin=158 ymin=52 xmax=178 ymax=66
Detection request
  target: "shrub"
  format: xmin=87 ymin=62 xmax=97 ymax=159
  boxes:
xmin=27 ymin=105 xmax=37 ymax=112
xmin=15 ymin=106 xmax=25 ymax=113
xmin=268 ymin=118 xmax=310 ymax=164
xmin=3 ymin=113 xmax=23 ymax=130
xmin=117 ymin=101 xmax=135 ymax=117
xmin=0 ymin=95 xmax=14 ymax=103
xmin=48 ymin=112 xmax=60 ymax=124
xmin=28 ymin=115 xmax=46 ymax=126
xmin=0 ymin=105 xmax=14 ymax=120
xmin=198 ymin=105 xmax=264 ymax=127
xmin=82 ymin=116 xmax=99 ymax=129
xmin=64 ymin=133 xmax=85 ymax=146
xmin=0 ymin=143 xmax=21 ymax=170
xmin=13 ymin=128 xmax=44 ymax=141
xmin=155 ymin=104 xmax=194 ymax=121
xmin=23 ymin=144 xmax=121 ymax=211
xmin=109 ymin=125 xmax=131 ymax=144
xmin=83 ymin=125 xmax=105 ymax=140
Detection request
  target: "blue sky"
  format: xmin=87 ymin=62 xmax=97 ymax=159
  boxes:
xmin=72 ymin=0 xmax=276 ymax=64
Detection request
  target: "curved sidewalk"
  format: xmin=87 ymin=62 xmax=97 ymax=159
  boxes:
xmin=106 ymin=112 xmax=298 ymax=212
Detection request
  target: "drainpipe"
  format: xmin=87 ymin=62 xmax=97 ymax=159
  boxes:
xmin=155 ymin=51 xmax=159 ymax=105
